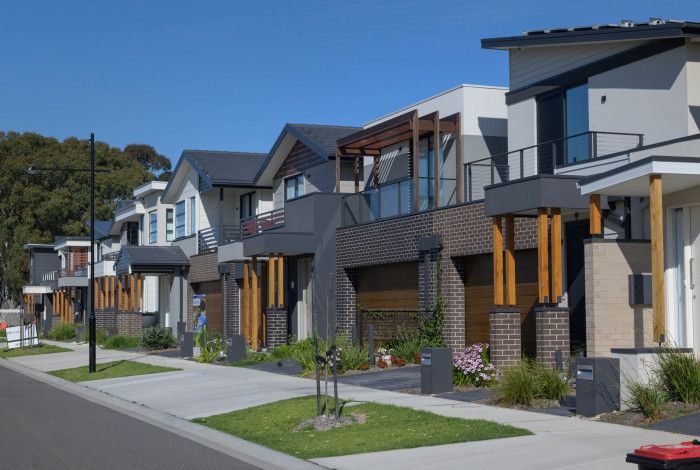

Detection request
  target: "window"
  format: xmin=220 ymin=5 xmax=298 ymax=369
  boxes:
xmin=166 ymin=208 xmax=174 ymax=242
xmin=190 ymin=196 xmax=196 ymax=235
xmin=149 ymin=212 xmax=157 ymax=244
xmin=284 ymin=174 xmax=304 ymax=201
xmin=565 ymin=83 xmax=589 ymax=164
xmin=126 ymin=222 xmax=139 ymax=246
xmin=175 ymin=201 xmax=185 ymax=239
xmin=240 ymin=192 xmax=256 ymax=219
xmin=139 ymin=215 xmax=144 ymax=245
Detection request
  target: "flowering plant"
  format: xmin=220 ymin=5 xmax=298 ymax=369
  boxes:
xmin=453 ymin=343 xmax=497 ymax=386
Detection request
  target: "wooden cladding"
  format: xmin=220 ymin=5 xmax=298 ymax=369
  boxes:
xmin=589 ymin=194 xmax=602 ymax=235
xmin=649 ymin=175 xmax=665 ymax=342
xmin=356 ymin=262 xmax=419 ymax=313
xmin=242 ymin=255 xmax=283 ymax=351
xmin=537 ymin=209 xmax=550 ymax=304
xmin=505 ymin=214 xmax=516 ymax=306
xmin=274 ymin=140 xmax=324 ymax=181
xmin=492 ymin=216 xmax=504 ymax=305
xmin=550 ymin=208 xmax=562 ymax=303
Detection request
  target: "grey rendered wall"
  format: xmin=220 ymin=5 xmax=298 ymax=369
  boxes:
xmin=31 ymin=249 xmax=60 ymax=285
xmin=588 ymin=45 xmax=690 ymax=145
xmin=509 ymin=40 xmax=646 ymax=90
xmin=686 ymin=42 xmax=700 ymax=134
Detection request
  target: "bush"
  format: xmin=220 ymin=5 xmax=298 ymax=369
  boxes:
xmin=627 ymin=381 xmax=668 ymax=420
xmin=48 ymin=322 xmax=76 ymax=341
xmin=195 ymin=348 xmax=218 ymax=363
xmin=337 ymin=336 xmax=368 ymax=373
xmin=142 ymin=326 xmax=174 ymax=350
xmin=81 ymin=328 xmax=108 ymax=346
xmin=453 ymin=343 xmax=497 ymax=387
xmin=386 ymin=330 xmax=422 ymax=362
xmin=656 ymin=350 xmax=700 ymax=404
xmin=497 ymin=360 xmax=570 ymax=406
xmin=103 ymin=335 xmax=141 ymax=350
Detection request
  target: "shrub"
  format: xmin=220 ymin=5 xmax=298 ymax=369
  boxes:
xmin=289 ymin=338 xmax=318 ymax=376
xmin=377 ymin=358 xmax=387 ymax=369
xmin=656 ymin=350 xmax=700 ymax=404
xmin=337 ymin=336 xmax=368 ymax=373
xmin=103 ymin=335 xmax=141 ymax=350
xmin=418 ymin=295 xmax=446 ymax=347
xmin=498 ymin=361 xmax=535 ymax=406
xmin=270 ymin=342 xmax=294 ymax=360
xmin=533 ymin=364 xmax=570 ymax=401
xmin=627 ymin=381 xmax=668 ymax=420
xmin=81 ymin=328 xmax=108 ymax=346
xmin=387 ymin=330 xmax=422 ymax=362
xmin=195 ymin=348 xmax=218 ymax=363
xmin=453 ymin=343 xmax=497 ymax=387
xmin=48 ymin=322 xmax=76 ymax=341
xmin=413 ymin=352 xmax=421 ymax=364
xmin=142 ymin=326 xmax=174 ymax=350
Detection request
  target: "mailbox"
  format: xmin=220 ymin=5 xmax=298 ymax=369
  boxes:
xmin=420 ymin=347 xmax=452 ymax=395
xmin=226 ymin=335 xmax=246 ymax=363
xmin=179 ymin=332 xmax=193 ymax=358
xmin=576 ymin=357 xmax=620 ymax=417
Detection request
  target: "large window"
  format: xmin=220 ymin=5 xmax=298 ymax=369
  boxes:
xmin=149 ymin=212 xmax=157 ymax=244
xmin=175 ymin=201 xmax=186 ymax=239
xmin=565 ymin=83 xmax=589 ymax=164
xmin=166 ymin=208 xmax=174 ymax=242
xmin=190 ymin=196 xmax=196 ymax=235
xmin=284 ymin=174 xmax=304 ymax=201
xmin=240 ymin=192 xmax=256 ymax=219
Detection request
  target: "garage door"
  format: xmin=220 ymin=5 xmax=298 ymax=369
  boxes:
xmin=195 ymin=281 xmax=223 ymax=334
xmin=464 ymin=250 xmax=538 ymax=356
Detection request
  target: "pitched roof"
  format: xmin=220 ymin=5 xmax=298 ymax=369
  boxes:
xmin=114 ymin=245 xmax=190 ymax=275
xmin=94 ymin=221 xmax=113 ymax=240
xmin=182 ymin=150 xmax=267 ymax=187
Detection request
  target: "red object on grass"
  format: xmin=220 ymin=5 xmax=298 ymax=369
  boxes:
xmin=627 ymin=441 xmax=700 ymax=469
xmin=0 ymin=321 xmax=6 ymax=331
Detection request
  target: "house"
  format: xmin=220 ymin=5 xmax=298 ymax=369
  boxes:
xmin=22 ymin=244 xmax=60 ymax=332
xmin=239 ymin=123 xmax=360 ymax=349
xmin=470 ymin=18 xmax=700 ymax=366
xmin=51 ymin=236 xmax=91 ymax=325
xmin=334 ymin=84 xmax=510 ymax=353
xmin=161 ymin=149 xmax=270 ymax=338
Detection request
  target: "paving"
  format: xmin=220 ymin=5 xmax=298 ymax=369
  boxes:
xmin=648 ymin=411 xmax=700 ymax=436
xmin=5 ymin=340 xmax=697 ymax=470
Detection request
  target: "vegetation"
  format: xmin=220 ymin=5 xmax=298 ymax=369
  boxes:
xmin=656 ymin=349 xmax=700 ymax=404
xmin=192 ymin=395 xmax=530 ymax=459
xmin=81 ymin=328 xmax=108 ymax=346
xmin=0 ymin=344 xmax=71 ymax=358
xmin=627 ymin=381 xmax=668 ymax=420
xmin=102 ymin=335 xmax=141 ymax=350
xmin=230 ymin=352 xmax=274 ymax=367
xmin=47 ymin=322 xmax=76 ymax=341
xmin=453 ymin=344 xmax=497 ymax=387
xmin=49 ymin=360 xmax=180 ymax=382
xmin=141 ymin=326 xmax=175 ymax=350
xmin=497 ymin=360 xmax=570 ymax=406
xmin=0 ymin=131 xmax=169 ymax=305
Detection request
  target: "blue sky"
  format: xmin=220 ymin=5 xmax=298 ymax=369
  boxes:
xmin=1 ymin=0 xmax=695 ymax=163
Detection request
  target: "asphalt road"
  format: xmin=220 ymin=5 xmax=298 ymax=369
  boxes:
xmin=0 ymin=365 xmax=260 ymax=470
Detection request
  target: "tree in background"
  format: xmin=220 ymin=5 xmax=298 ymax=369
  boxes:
xmin=0 ymin=131 xmax=163 ymax=305
xmin=124 ymin=144 xmax=172 ymax=181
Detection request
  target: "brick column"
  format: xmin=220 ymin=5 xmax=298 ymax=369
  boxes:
xmin=489 ymin=307 xmax=521 ymax=368
xmin=265 ymin=307 xmax=288 ymax=349
xmin=335 ymin=267 xmax=356 ymax=335
xmin=536 ymin=306 xmax=570 ymax=367
xmin=222 ymin=271 xmax=241 ymax=339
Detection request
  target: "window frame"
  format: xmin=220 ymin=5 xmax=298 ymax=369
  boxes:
xmin=175 ymin=200 xmax=186 ymax=239
xmin=240 ymin=191 xmax=256 ymax=220
xmin=189 ymin=196 xmax=196 ymax=235
xmin=284 ymin=174 xmax=305 ymax=202
xmin=166 ymin=208 xmax=174 ymax=242
xmin=149 ymin=211 xmax=158 ymax=245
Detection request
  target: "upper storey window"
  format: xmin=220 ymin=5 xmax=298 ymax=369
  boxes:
xmin=285 ymin=174 xmax=305 ymax=201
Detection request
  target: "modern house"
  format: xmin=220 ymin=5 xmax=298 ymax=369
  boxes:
xmin=52 ymin=236 xmax=91 ymax=325
xmin=22 ymin=244 xmax=60 ymax=332
xmin=161 ymin=149 xmax=270 ymax=337
xmin=334 ymin=84 xmax=510 ymax=352
xmin=239 ymin=123 xmax=360 ymax=349
xmin=469 ymin=18 xmax=700 ymax=366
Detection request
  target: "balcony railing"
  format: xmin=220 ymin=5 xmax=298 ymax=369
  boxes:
xmin=342 ymin=177 xmax=457 ymax=227
xmin=58 ymin=265 xmax=87 ymax=278
xmin=42 ymin=271 xmax=56 ymax=282
xmin=100 ymin=251 xmax=119 ymax=262
xmin=464 ymin=131 xmax=644 ymax=202
xmin=197 ymin=225 xmax=241 ymax=254
xmin=241 ymin=209 xmax=285 ymax=238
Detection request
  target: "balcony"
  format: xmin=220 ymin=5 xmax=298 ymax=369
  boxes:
xmin=197 ymin=225 xmax=241 ymax=254
xmin=58 ymin=265 xmax=87 ymax=278
xmin=100 ymin=251 xmax=119 ymax=262
xmin=241 ymin=209 xmax=285 ymax=238
xmin=341 ymin=176 xmax=457 ymax=227
xmin=464 ymin=131 xmax=644 ymax=202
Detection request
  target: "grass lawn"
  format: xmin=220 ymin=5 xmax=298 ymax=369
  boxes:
xmin=49 ymin=360 xmax=181 ymax=382
xmin=0 ymin=344 xmax=71 ymax=358
xmin=192 ymin=395 xmax=531 ymax=459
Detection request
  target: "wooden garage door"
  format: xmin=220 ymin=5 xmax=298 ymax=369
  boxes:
xmin=196 ymin=281 xmax=222 ymax=334
xmin=464 ymin=250 xmax=538 ymax=356
xmin=356 ymin=262 xmax=419 ymax=311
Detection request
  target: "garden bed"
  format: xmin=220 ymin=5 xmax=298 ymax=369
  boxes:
xmin=596 ymin=403 xmax=700 ymax=428
xmin=192 ymin=395 xmax=531 ymax=459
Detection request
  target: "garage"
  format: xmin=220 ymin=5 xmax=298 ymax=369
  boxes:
xmin=464 ymin=249 xmax=538 ymax=356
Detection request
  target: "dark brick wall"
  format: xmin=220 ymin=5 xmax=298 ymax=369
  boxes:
xmin=536 ymin=307 xmax=570 ymax=367
xmin=265 ymin=307 xmax=288 ymax=349
xmin=116 ymin=313 xmax=142 ymax=337
xmin=489 ymin=308 xmax=522 ymax=368
xmin=95 ymin=310 xmax=117 ymax=332
xmin=223 ymin=269 xmax=241 ymax=339
xmin=188 ymin=253 xmax=220 ymax=283
xmin=336 ymin=201 xmax=537 ymax=352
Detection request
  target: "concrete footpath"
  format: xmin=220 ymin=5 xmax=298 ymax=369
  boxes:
xmin=6 ymin=341 xmax=697 ymax=470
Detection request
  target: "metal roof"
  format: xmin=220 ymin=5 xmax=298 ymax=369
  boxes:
xmin=183 ymin=150 xmax=267 ymax=187
xmin=482 ymin=19 xmax=700 ymax=49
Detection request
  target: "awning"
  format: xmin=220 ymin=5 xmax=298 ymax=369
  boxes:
xmin=114 ymin=246 xmax=190 ymax=275
xmin=23 ymin=285 xmax=53 ymax=294
xmin=578 ymin=156 xmax=700 ymax=196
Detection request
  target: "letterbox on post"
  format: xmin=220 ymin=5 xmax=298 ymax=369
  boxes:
xmin=226 ymin=335 xmax=246 ymax=363
xmin=180 ymin=332 xmax=193 ymax=358
xmin=421 ymin=347 xmax=453 ymax=395
xmin=576 ymin=357 xmax=620 ymax=417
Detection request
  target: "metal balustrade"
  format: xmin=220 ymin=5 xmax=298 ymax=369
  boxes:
xmin=241 ymin=209 xmax=285 ymax=238
xmin=197 ymin=225 xmax=242 ymax=254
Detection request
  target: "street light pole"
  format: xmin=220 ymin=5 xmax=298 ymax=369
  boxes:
xmin=89 ymin=133 xmax=96 ymax=373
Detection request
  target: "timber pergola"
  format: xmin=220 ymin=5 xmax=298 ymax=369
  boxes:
xmin=579 ymin=156 xmax=700 ymax=343
xmin=241 ymin=254 xmax=285 ymax=351
xmin=335 ymin=110 xmax=463 ymax=210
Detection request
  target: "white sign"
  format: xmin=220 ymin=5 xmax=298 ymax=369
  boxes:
xmin=6 ymin=325 xmax=38 ymax=349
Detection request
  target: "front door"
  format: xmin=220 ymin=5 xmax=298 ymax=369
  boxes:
xmin=687 ymin=207 xmax=700 ymax=352
xmin=297 ymin=258 xmax=313 ymax=339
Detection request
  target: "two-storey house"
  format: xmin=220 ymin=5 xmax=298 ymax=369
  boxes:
xmin=22 ymin=244 xmax=60 ymax=333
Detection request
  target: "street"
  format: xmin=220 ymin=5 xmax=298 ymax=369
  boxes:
xmin=0 ymin=364 xmax=259 ymax=470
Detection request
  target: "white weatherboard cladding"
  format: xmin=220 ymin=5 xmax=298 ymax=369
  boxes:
xmin=508 ymin=40 xmax=646 ymax=90
xmin=688 ymin=42 xmax=700 ymax=134
xmin=589 ymin=46 xmax=689 ymax=145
